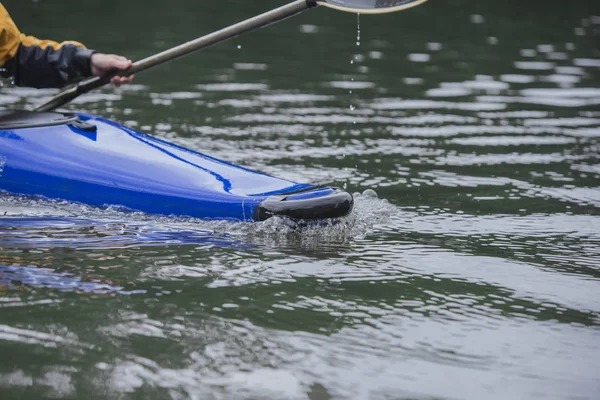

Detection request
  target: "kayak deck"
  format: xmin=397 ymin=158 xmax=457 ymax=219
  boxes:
xmin=0 ymin=110 xmax=353 ymax=221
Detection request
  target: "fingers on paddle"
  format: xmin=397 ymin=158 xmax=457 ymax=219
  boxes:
xmin=109 ymin=55 xmax=132 ymax=70
xmin=116 ymin=56 xmax=131 ymax=69
xmin=111 ymin=74 xmax=135 ymax=87
xmin=106 ymin=55 xmax=133 ymax=87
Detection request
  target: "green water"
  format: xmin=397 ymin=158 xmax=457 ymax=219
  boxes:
xmin=1 ymin=0 xmax=600 ymax=398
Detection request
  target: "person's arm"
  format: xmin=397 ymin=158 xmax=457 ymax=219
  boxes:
xmin=0 ymin=3 xmax=132 ymax=89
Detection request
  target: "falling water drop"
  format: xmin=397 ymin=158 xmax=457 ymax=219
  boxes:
xmin=237 ymin=45 xmax=242 ymax=49
xmin=356 ymin=13 xmax=361 ymax=47
xmin=349 ymin=15 xmax=362 ymax=126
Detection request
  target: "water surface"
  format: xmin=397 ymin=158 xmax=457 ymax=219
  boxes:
xmin=1 ymin=0 xmax=600 ymax=398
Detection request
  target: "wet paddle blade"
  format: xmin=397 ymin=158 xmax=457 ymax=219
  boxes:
xmin=317 ymin=0 xmax=427 ymax=14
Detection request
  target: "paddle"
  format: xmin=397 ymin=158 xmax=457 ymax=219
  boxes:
xmin=33 ymin=0 xmax=427 ymax=112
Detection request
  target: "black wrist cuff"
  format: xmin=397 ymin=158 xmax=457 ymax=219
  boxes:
xmin=72 ymin=48 xmax=96 ymax=77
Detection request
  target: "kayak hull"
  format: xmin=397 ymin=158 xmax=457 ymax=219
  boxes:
xmin=0 ymin=111 xmax=353 ymax=221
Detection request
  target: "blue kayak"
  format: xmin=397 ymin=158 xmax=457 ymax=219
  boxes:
xmin=0 ymin=110 xmax=353 ymax=221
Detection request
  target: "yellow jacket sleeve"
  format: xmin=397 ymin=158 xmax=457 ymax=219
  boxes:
xmin=0 ymin=2 xmax=20 ymax=65
xmin=0 ymin=2 xmax=95 ymax=88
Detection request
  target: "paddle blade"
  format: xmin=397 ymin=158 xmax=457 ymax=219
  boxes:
xmin=316 ymin=0 xmax=427 ymax=14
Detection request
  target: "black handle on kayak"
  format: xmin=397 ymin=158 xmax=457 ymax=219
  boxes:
xmin=33 ymin=0 xmax=317 ymax=113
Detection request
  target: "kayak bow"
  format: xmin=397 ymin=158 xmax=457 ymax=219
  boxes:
xmin=0 ymin=110 xmax=353 ymax=221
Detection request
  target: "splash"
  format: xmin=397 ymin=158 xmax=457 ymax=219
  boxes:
xmin=0 ymin=190 xmax=397 ymax=249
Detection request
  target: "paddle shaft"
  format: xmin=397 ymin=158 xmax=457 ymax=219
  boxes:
xmin=33 ymin=0 xmax=318 ymax=112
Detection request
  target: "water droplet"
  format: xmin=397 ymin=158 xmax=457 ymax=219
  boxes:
xmin=362 ymin=189 xmax=378 ymax=198
xmin=470 ymin=14 xmax=485 ymax=24
xmin=343 ymin=182 xmax=348 ymax=190
xmin=349 ymin=105 xmax=355 ymax=111
xmin=237 ymin=45 xmax=242 ymax=49
xmin=356 ymin=13 xmax=361 ymax=47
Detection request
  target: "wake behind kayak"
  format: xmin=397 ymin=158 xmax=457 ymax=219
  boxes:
xmin=0 ymin=109 xmax=353 ymax=221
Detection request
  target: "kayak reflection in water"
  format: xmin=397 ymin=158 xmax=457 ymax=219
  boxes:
xmin=0 ymin=3 xmax=133 ymax=88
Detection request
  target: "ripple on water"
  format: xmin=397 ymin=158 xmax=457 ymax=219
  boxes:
xmin=1 ymin=4 xmax=600 ymax=398
xmin=0 ymin=265 xmax=127 ymax=294
xmin=77 ymin=311 xmax=600 ymax=399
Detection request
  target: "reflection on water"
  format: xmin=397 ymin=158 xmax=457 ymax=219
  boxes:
xmin=1 ymin=0 xmax=600 ymax=398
